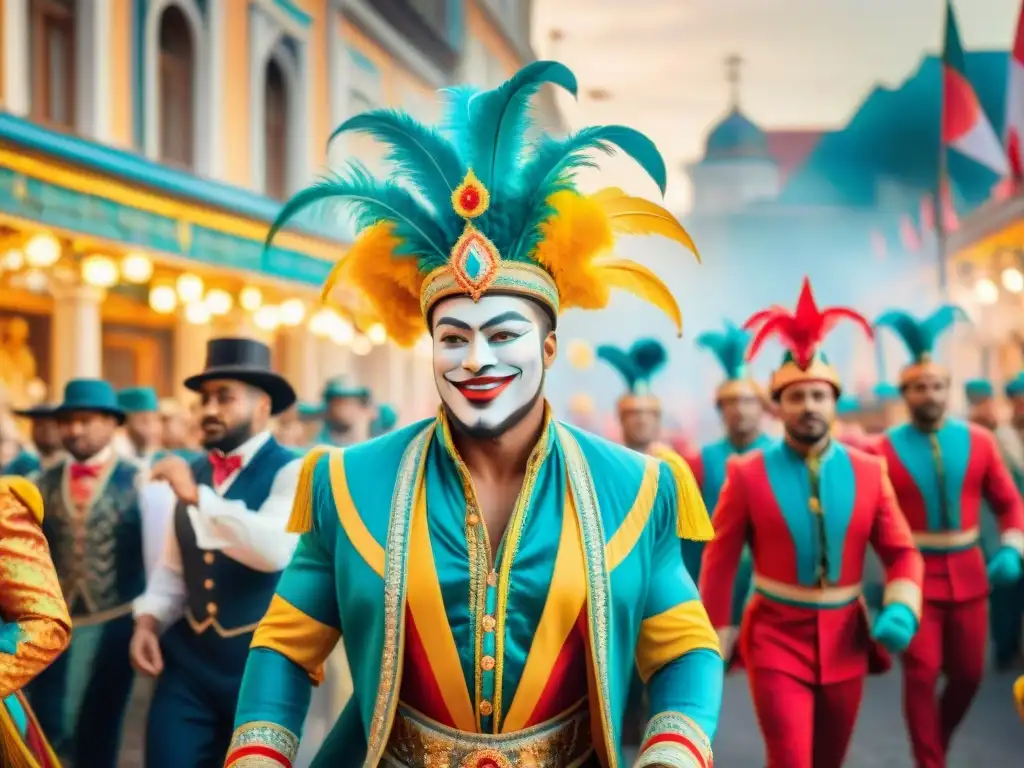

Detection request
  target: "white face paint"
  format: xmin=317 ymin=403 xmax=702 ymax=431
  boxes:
xmin=432 ymin=294 xmax=548 ymax=438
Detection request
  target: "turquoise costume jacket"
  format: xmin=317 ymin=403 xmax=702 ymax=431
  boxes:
xmin=229 ymin=413 xmax=723 ymax=768
xmin=0 ymin=452 xmax=39 ymax=478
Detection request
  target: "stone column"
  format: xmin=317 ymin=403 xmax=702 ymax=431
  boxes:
xmin=80 ymin=0 xmax=112 ymax=141
xmin=1 ymin=0 xmax=30 ymax=115
xmin=173 ymin=314 xmax=213 ymax=402
xmin=49 ymin=281 xmax=105 ymax=393
xmin=278 ymin=328 xmax=321 ymax=401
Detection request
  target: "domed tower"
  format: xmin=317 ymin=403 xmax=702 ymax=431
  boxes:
xmin=687 ymin=55 xmax=781 ymax=215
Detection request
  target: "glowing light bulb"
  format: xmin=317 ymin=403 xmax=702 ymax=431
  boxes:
xmin=974 ymin=278 xmax=999 ymax=306
xmin=1000 ymin=267 xmax=1023 ymax=294
xmin=176 ymin=273 xmax=205 ymax=303
xmin=149 ymin=285 xmax=178 ymax=314
xmin=24 ymin=233 xmax=61 ymax=267
xmin=81 ymin=254 xmax=119 ymax=288
xmin=185 ymin=302 xmax=212 ymax=325
xmin=308 ymin=308 xmax=335 ymax=337
xmin=280 ymin=298 xmax=307 ymax=327
xmin=366 ymin=323 xmax=387 ymax=345
xmin=253 ymin=304 xmax=281 ymax=331
xmin=351 ymin=335 xmax=372 ymax=356
xmin=204 ymin=289 xmax=233 ymax=316
xmin=240 ymin=286 xmax=263 ymax=311
xmin=331 ymin=319 xmax=354 ymax=346
xmin=23 ymin=270 xmax=47 ymax=292
xmin=121 ymin=253 xmax=154 ymax=283
xmin=0 ymin=248 xmax=25 ymax=271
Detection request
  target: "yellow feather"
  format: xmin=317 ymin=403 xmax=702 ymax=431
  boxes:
xmin=590 ymin=187 xmax=700 ymax=261
xmin=593 ymin=258 xmax=684 ymax=337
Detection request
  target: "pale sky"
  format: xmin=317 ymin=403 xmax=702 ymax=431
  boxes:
xmin=533 ymin=0 xmax=1022 ymax=212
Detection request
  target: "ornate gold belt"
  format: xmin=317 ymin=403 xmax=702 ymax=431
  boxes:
xmin=383 ymin=699 xmax=593 ymax=768
xmin=753 ymin=574 xmax=861 ymax=607
xmin=913 ymin=527 xmax=979 ymax=551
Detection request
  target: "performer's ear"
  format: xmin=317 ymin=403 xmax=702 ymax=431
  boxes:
xmin=543 ymin=331 xmax=557 ymax=370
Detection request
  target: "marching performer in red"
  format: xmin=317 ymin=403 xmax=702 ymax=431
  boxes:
xmin=700 ymin=278 xmax=924 ymax=768
xmin=872 ymin=305 xmax=1024 ymax=768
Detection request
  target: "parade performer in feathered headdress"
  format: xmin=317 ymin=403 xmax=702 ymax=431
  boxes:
xmin=227 ymin=61 xmax=721 ymax=768
xmin=699 ymin=278 xmax=923 ymax=768
xmin=871 ymin=305 xmax=1024 ymax=767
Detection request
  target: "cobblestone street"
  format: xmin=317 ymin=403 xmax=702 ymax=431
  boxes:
xmin=115 ymin=668 xmax=1023 ymax=766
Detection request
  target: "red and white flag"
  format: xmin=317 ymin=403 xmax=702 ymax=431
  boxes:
xmin=942 ymin=1 xmax=1010 ymax=175
xmin=899 ymin=214 xmax=922 ymax=252
xmin=1006 ymin=1 xmax=1024 ymax=180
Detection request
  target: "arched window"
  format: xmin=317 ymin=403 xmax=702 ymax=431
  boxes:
xmin=158 ymin=6 xmax=195 ymax=169
xmin=29 ymin=0 xmax=76 ymax=127
xmin=264 ymin=58 xmax=289 ymax=200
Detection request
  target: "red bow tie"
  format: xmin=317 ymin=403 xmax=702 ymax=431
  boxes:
xmin=209 ymin=452 xmax=243 ymax=486
xmin=69 ymin=463 xmax=101 ymax=482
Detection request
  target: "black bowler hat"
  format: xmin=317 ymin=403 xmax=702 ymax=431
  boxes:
xmin=183 ymin=337 xmax=297 ymax=416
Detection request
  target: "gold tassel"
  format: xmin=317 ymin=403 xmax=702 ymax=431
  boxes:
xmin=0 ymin=698 xmax=42 ymax=768
xmin=649 ymin=445 xmax=715 ymax=541
xmin=286 ymin=448 xmax=332 ymax=534
xmin=0 ymin=477 xmax=44 ymax=524
xmin=1015 ymin=675 xmax=1024 ymax=722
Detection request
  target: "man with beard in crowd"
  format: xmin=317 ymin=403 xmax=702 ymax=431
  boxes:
xmin=130 ymin=337 xmax=301 ymax=767
xmin=7 ymin=404 xmax=63 ymax=478
xmin=873 ymin=306 xmax=1024 ymax=768
xmin=29 ymin=379 xmax=146 ymax=768
xmin=700 ymin=279 xmax=923 ymax=768
xmin=315 ymin=377 xmax=373 ymax=447
xmin=115 ymin=387 xmax=165 ymax=469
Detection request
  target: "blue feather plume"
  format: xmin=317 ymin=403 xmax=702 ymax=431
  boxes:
xmin=629 ymin=338 xmax=668 ymax=380
xmin=695 ymin=320 xmax=750 ymax=380
xmin=874 ymin=304 xmax=968 ymax=362
xmin=597 ymin=344 xmax=640 ymax=389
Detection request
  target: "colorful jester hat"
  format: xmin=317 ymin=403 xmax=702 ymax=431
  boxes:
xmin=265 ymin=62 xmax=699 ymax=347
xmin=695 ymin=320 xmax=759 ymax=401
xmin=596 ymin=338 xmax=668 ymax=412
xmin=872 ymin=304 xmax=968 ymax=387
xmin=743 ymin=277 xmax=873 ymax=397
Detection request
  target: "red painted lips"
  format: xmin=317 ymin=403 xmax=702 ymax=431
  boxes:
xmin=453 ymin=375 xmax=517 ymax=403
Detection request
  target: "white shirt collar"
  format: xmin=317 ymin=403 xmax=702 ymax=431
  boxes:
xmin=221 ymin=430 xmax=272 ymax=468
xmin=81 ymin=444 xmax=115 ymax=466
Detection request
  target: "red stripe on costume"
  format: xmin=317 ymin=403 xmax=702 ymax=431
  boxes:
xmin=399 ymin=608 xmax=457 ymax=727
xmin=640 ymin=733 xmax=708 ymax=768
xmin=525 ymin=609 xmax=589 ymax=727
xmin=225 ymin=745 xmax=292 ymax=767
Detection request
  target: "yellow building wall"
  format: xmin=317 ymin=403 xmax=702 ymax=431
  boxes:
xmin=109 ymin=0 xmax=132 ymax=146
xmin=303 ymin=0 xmax=331 ymax=167
xmin=0 ymin=0 xmax=5 ymax=107
xmin=466 ymin=0 xmax=523 ymax=75
xmin=222 ymin=1 xmax=252 ymax=187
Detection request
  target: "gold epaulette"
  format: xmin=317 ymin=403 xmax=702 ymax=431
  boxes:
xmin=648 ymin=445 xmax=714 ymax=542
xmin=286 ymin=448 xmax=332 ymax=534
xmin=0 ymin=476 xmax=44 ymax=524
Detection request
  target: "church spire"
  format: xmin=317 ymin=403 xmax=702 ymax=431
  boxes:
xmin=724 ymin=53 xmax=744 ymax=111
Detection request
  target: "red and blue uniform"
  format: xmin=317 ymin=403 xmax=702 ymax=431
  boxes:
xmin=875 ymin=419 xmax=1024 ymax=766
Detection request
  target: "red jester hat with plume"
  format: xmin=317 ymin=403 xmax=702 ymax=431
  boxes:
xmin=744 ymin=277 xmax=873 ymax=397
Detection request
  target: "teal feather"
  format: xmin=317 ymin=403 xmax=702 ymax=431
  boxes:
xmin=874 ymin=304 xmax=968 ymax=362
xmin=695 ymin=320 xmax=750 ymax=380
xmin=327 ymin=109 xmax=465 ymax=239
xmin=836 ymin=394 xmax=861 ymax=415
xmin=872 ymin=382 xmax=901 ymax=401
xmin=597 ymin=344 xmax=641 ymax=390
xmin=630 ymin=338 xmax=668 ymax=380
xmin=464 ymin=60 xmax=578 ymax=192
xmin=264 ymin=163 xmax=450 ymax=270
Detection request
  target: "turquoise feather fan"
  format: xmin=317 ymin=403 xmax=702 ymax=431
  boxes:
xmin=597 ymin=338 xmax=668 ymax=394
xmin=695 ymin=320 xmax=750 ymax=381
xmin=873 ymin=305 xmax=968 ymax=362
xmin=264 ymin=60 xmax=668 ymax=273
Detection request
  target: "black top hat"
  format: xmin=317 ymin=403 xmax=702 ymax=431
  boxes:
xmin=183 ymin=337 xmax=297 ymax=415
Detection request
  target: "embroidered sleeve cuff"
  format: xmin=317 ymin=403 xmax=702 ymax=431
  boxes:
xmin=637 ymin=712 xmax=713 ymax=768
xmin=225 ymin=721 xmax=299 ymax=767
xmin=1000 ymin=530 xmax=1024 ymax=558
xmin=883 ymin=578 xmax=923 ymax=621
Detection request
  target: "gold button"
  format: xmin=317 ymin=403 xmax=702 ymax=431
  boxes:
xmin=486 ymin=571 xmax=498 ymax=587
xmin=206 ymin=602 xmax=218 ymax=616
xmin=480 ymin=655 xmax=495 ymax=671
xmin=204 ymin=579 xmax=214 ymax=590
xmin=808 ymin=498 xmax=821 ymax=514
xmin=204 ymin=552 xmax=215 ymax=565
xmin=481 ymin=615 xmax=496 ymax=633
xmin=467 ymin=514 xmax=480 ymax=526
xmin=479 ymin=700 xmax=493 ymax=716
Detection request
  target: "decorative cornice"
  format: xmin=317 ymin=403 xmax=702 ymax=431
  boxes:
xmin=948 ymin=193 xmax=1024 ymax=254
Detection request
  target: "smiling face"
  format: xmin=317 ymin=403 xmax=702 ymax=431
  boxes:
xmin=432 ymin=294 xmax=554 ymax=439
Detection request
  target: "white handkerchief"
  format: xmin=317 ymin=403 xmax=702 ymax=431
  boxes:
xmin=139 ymin=481 xmax=176 ymax=578
xmin=187 ymin=505 xmax=233 ymax=550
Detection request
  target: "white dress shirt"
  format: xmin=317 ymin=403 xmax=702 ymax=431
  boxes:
xmin=133 ymin=431 xmax=301 ymax=629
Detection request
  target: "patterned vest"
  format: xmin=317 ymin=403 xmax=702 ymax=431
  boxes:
xmin=37 ymin=459 xmax=144 ymax=621
xmin=175 ymin=438 xmax=296 ymax=635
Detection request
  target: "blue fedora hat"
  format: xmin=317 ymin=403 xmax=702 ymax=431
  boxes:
xmin=1006 ymin=372 xmax=1024 ymax=398
xmin=322 ymin=376 xmax=370 ymax=402
xmin=55 ymin=379 xmax=126 ymax=424
xmin=117 ymin=386 xmax=160 ymax=414
xmin=964 ymin=378 xmax=994 ymax=404
xmin=296 ymin=401 xmax=323 ymax=420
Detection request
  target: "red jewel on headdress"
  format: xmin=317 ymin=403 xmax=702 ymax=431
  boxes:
xmin=452 ymin=168 xmax=490 ymax=219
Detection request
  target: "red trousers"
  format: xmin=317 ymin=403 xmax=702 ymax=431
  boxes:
xmin=749 ymin=668 xmax=864 ymax=768
xmin=901 ymin=597 xmax=987 ymax=768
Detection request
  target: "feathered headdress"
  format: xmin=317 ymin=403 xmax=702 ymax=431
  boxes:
xmin=597 ymin=338 xmax=668 ymax=410
xmin=873 ymin=304 xmax=967 ymax=386
xmin=744 ymin=277 xmax=872 ymax=396
xmin=1006 ymin=372 xmax=1024 ymax=398
xmin=836 ymin=394 xmax=862 ymax=416
xmin=266 ymin=61 xmax=698 ymax=347
xmin=695 ymin=320 xmax=759 ymax=400
xmin=872 ymin=382 xmax=901 ymax=403
xmin=964 ymin=378 xmax=994 ymax=404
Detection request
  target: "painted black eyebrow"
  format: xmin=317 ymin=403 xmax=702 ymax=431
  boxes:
xmin=480 ymin=311 xmax=530 ymax=331
xmin=435 ymin=316 xmax=472 ymax=331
